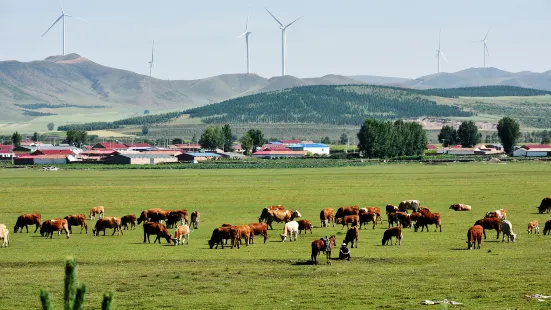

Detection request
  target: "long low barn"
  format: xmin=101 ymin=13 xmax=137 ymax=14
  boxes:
xmin=103 ymin=154 xmax=178 ymax=165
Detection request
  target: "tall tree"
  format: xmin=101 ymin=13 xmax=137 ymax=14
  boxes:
xmin=47 ymin=122 xmax=55 ymax=131
xmin=437 ymin=125 xmax=458 ymax=147
xmin=357 ymin=118 xmax=426 ymax=158
xmin=240 ymin=133 xmax=253 ymax=155
xmin=11 ymin=131 xmax=22 ymax=147
xmin=222 ymin=124 xmax=233 ymax=152
xmin=497 ymin=117 xmax=520 ymax=153
xmin=141 ymin=126 xmax=149 ymax=136
xmin=457 ymin=121 xmax=480 ymax=147
xmin=542 ymin=136 xmax=551 ymax=145
xmin=321 ymin=136 xmax=331 ymax=144
xmin=66 ymin=130 xmax=88 ymax=146
xmin=171 ymin=138 xmax=183 ymax=145
xmin=32 ymin=132 xmax=39 ymax=142
xmin=199 ymin=126 xmax=224 ymax=150
xmin=247 ymin=129 xmax=265 ymax=152
xmin=339 ymin=133 xmax=348 ymax=145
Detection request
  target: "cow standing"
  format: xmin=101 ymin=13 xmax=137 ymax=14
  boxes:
xmin=137 ymin=208 xmax=163 ymax=225
xmin=528 ymin=220 xmax=540 ymax=234
xmin=190 ymin=211 xmax=200 ymax=229
xmin=121 ymin=214 xmax=137 ymax=230
xmin=64 ymin=214 xmax=88 ymax=234
xmin=265 ymin=210 xmax=301 ymax=230
xmin=248 ymin=223 xmax=268 ymax=244
xmin=297 ymin=219 xmax=313 ymax=234
xmin=173 ymin=224 xmax=190 ymax=246
xmin=320 ymin=208 xmax=335 ymax=227
xmin=311 ymin=235 xmax=335 ymax=265
xmin=230 ymin=225 xmax=251 ymax=249
xmin=398 ymin=200 xmax=420 ymax=213
xmin=92 ymin=217 xmax=122 ymax=236
xmin=337 ymin=215 xmax=359 ymax=229
xmin=143 ymin=222 xmax=171 ymax=244
xmin=467 ymin=225 xmax=483 ymax=250
xmin=474 ymin=218 xmax=501 ymax=239
xmin=89 ymin=206 xmax=105 ymax=220
xmin=14 ymin=213 xmax=42 ymax=233
xmin=544 ymin=220 xmax=551 ymax=235
xmin=382 ymin=227 xmax=402 ymax=245
xmin=0 ymin=224 xmax=9 ymax=248
xmin=258 ymin=206 xmax=286 ymax=223
xmin=208 ymin=226 xmax=232 ymax=249
xmin=344 ymin=226 xmax=359 ymax=248
xmin=413 ymin=212 xmax=442 ymax=232
xmin=359 ymin=212 xmax=377 ymax=230
xmin=41 ymin=219 xmax=70 ymax=239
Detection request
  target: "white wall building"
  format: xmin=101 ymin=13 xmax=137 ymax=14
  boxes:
xmin=513 ymin=144 xmax=551 ymax=157
xmin=288 ymin=143 xmax=330 ymax=155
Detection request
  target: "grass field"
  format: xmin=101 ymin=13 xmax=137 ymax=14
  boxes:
xmin=1 ymin=163 xmax=551 ymax=309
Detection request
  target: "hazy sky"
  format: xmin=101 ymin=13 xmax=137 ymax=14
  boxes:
xmin=1 ymin=0 xmax=550 ymax=80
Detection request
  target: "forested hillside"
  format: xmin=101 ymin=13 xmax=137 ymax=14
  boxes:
xmin=416 ymin=85 xmax=551 ymax=98
xmin=183 ymin=85 xmax=472 ymax=125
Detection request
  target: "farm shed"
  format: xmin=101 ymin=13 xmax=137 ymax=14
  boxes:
xmin=103 ymin=154 xmax=178 ymax=165
xmin=78 ymin=149 xmax=119 ymax=161
xmin=0 ymin=149 xmax=14 ymax=160
xmin=125 ymin=143 xmax=152 ymax=151
xmin=177 ymin=152 xmax=221 ymax=162
xmin=14 ymin=145 xmax=82 ymax=154
xmin=14 ymin=155 xmax=68 ymax=165
xmin=170 ymin=144 xmax=201 ymax=152
xmin=31 ymin=149 xmax=75 ymax=156
xmin=513 ymin=144 xmax=551 ymax=157
xmin=218 ymin=152 xmax=247 ymax=159
xmin=287 ymin=143 xmax=330 ymax=155
xmin=251 ymin=150 xmax=306 ymax=159
xmin=92 ymin=142 xmax=128 ymax=151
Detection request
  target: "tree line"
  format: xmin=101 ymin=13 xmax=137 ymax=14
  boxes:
xmin=416 ymin=86 xmax=551 ymax=98
xmin=357 ymin=119 xmax=427 ymax=158
xmin=57 ymin=111 xmax=183 ymax=131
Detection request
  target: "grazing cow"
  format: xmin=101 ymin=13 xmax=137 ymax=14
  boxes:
xmin=320 ymin=208 xmax=335 ymax=227
xmin=0 ymin=224 xmax=9 ymax=248
xmin=166 ymin=210 xmax=187 ymax=228
xmin=337 ymin=215 xmax=360 ymax=229
xmin=297 ymin=219 xmax=313 ymax=234
xmin=395 ymin=212 xmax=412 ymax=229
xmin=387 ymin=212 xmax=399 ymax=228
xmin=485 ymin=209 xmax=507 ymax=220
xmin=64 ymin=214 xmax=88 ymax=234
xmin=414 ymin=212 xmax=442 ymax=232
xmin=208 ymin=226 xmax=232 ymax=249
xmin=344 ymin=226 xmax=359 ymax=248
xmin=335 ymin=206 xmax=360 ymax=219
xmin=265 ymin=209 xmax=301 ymax=230
xmin=528 ymin=220 xmax=540 ymax=234
xmin=500 ymin=220 xmax=516 ymax=242
xmin=13 ymin=213 xmax=42 ymax=233
xmin=92 ymin=217 xmax=123 ymax=236
xmin=280 ymin=221 xmax=299 ymax=242
xmin=382 ymin=227 xmax=402 ymax=246
xmin=248 ymin=223 xmax=268 ymax=244
xmin=230 ymin=225 xmax=251 ymax=249
xmin=467 ymin=225 xmax=483 ymax=250
xmin=311 ymin=235 xmax=336 ymax=265
xmin=137 ymin=208 xmax=163 ymax=225
xmin=41 ymin=219 xmax=70 ymax=239
xmin=474 ymin=218 xmax=501 ymax=239
xmin=143 ymin=222 xmax=171 ymax=244
xmin=121 ymin=214 xmax=137 ymax=230
xmin=173 ymin=224 xmax=190 ymax=246
xmin=538 ymin=197 xmax=551 ymax=214
xmin=190 ymin=211 xmax=200 ymax=229
xmin=543 ymin=220 xmax=551 ymax=235
xmin=398 ymin=200 xmax=420 ymax=213
xmin=449 ymin=204 xmax=472 ymax=211
xmin=259 ymin=205 xmax=286 ymax=223
xmin=359 ymin=212 xmax=377 ymax=230
xmin=89 ymin=206 xmax=105 ymax=220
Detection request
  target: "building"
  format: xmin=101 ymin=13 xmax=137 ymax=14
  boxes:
xmin=425 ymin=144 xmax=438 ymax=150
xmin=218 ymin=152 xmax=247 ymax=159
xmin=280 ymin=139 xmax=301 ymax=146
xmin=13 ymin=145 xmax=82 ymax=155
xmin=92 ymin=142 xmax=128 ymax=151
xmin=170 ymin=144 xmax=201 ymax=152
xmin=231 ymin=144 xmax=244 ymax=153
xmin=177 ymin=152 xmax=221 ymax=162
xmin=125 ymin=143 xmax=153 ymax=151
xmin=103 ymin=154 xmax=178 ymax=165
xmin=261 ymin=143 xmax=289 ymax=151
xmin=287 ymin=143 xmax=330 ymax=155
xmin=438 ymin=144 xmax=504 ymax=156
xmin=77 ymin=150 xmax=119 ymax=161
xmin=14 ymin=155 xmax=68 ymax=165
xmin=31 ymin=149 xmax=75 ymax=156
xmin=0 ymin=149 xmax=14 ymax=160
xmin=251 ymin=149 xmax=306 ymax=159
xmin=513 ymin=144 xmax=551 ymax=157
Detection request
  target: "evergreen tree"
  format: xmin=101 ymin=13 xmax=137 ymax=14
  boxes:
xmin=497 ymin=117 xmax=521 ymax=153
xmin=339 ymin=133 xmax=348 ymax=145
xmin=47 ymin=123 xmax=55 ymax=131
xmin=222 ymin=124 xmax=233 ymax=152
xmin=457 ymin=121 xmax=480 ymax=147
xmin=11 ymin=131 xmax=22 ymax=147
xmin=141 ymin=126 xmax=149 ymax=136
xmin=32 ymin=132 xmax=39 ymax=142
xmin=437 ymin=125 xmax=458 ymax=147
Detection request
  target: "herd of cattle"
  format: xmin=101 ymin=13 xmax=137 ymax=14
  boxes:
xmin=2 ymin=197 xmax=551 ymax=264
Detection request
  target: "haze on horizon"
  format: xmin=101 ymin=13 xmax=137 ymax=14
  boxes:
xmin=1 ymin=0 xmax=550 ymax=80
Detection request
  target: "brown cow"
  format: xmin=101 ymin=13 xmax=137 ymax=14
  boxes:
xmin=311 ymin=235 xmax=336 ymax=265
xmin=395 ymin=212 xmax=412 ymax=229
xmin=337 ymin=215 xmax=359 ymax=229
xmin=149 ymin=209 xmax=172 ymax=223
xmin=382 ymin=226 xmax=402 ymax=245
xmin=209 ymin=226 xmax=232 ymax=249
xmin=166 ymin=210 xmax=187 ymax=228
xmin=474 ymin=218 xmax=501 ymax=239
xmin=14 ymin=213 xmax=42 ymax=233
xmin=121 ymin=214 xmax=137 ymax=230
xmin=259 ymin=205 xmax=286 ymax=223
xmin=190 ymin=211 xmax=200 ymax=229
xmin=173 ymin=224 xmax=190 ymax=246
xmin=359 ymin=212 xmax=377 ymax=230
xmin=298 ymin=219 xmax=313 ymax=234
xmin=365 ymin=207 xmax=383 ymax=224
xmin=92 ymin=217 xmax=123 ymax=236
xmin=137 ymin=208 xmax=163 ymax=225
xmin=320 ymin=208 xmax=335 ymax=227
xmin=143 ymin=222 xmax=171 ymax=244
xmin=89 ymin=206 xmax=104 ymax=220
xmin=265 ymin=209 xmax=302 ymax=230
xmin=467 ymin=225 xmax=483 ymax=250
xmin=449 ymin=204 xmax=472 ymax=211
xmin=64 ymin=214 xmax=88 ymax=234
xmin=528 ymin=220 xmax=540 ymax=234
xmin=414 ymin=212 xmax=441 ymax=232
xmin=41 ymin=219 xmax=70 ymax=239
xmin=248 ymin=223 xmax=268 ymax=244
xmin=543 ymin=220 xmax=551 ymax=235
xmin=386 ymin=204 xmax=399 ymax=216
xmin=344 ymin=226 xmax=359 ymax=248
xmin=230 ymin=225 xmax=251 ymax=249
xmin=387 ymin=212 xmax=399 ymax=228
xmin=538 ymin=197 xmax=551 ymax=214
xmin=335 ymin=206 xmax=360 ymax=219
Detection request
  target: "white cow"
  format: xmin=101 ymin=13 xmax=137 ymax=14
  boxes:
xmin=500 ymin=220 xmax=516 ymax=242
xmin=172 ymin=224 xmax=190 ymax=246
xmin=280 ymin=221 xmax=299 ymax=242
xmin=485 ymin=209 xmax=507 ymax=220
xmin=0 ymin=224 xmax=9 ymax=248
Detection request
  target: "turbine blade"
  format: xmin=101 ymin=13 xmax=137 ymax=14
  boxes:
xmin=246 ymin=5 xmax=250 ymax=31
xmin=237 ymin=32 xmax=247 ymax=39
xmin=485 ymin=44 xmax=490 ymax=56
xmin=284 ymin=16 xmax=303 ymax=29
xmin=440 ymin=51 xmax=448 ymax=62
xmin=265 ymin=8 xmax=283 ymax=27
xmin=41 ymin=15 xmax=63 ymax=37
xmin=67 ymin=15 xmax=88 ymax=22
xmin=484 ymin=28 xmax=490 ymax=40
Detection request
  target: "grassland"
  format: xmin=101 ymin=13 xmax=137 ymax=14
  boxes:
xmin=1 ymin=163 xmax=551 ymax=309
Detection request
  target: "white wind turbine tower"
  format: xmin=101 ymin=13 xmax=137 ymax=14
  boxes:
xmin=480 ymin=28 xmax=491 ymax=68
xmin=42 ymin=3 xmax=87 ymax=56
xmin=237 ymin=6 xmax=252 ymax=74
xmin=436 ymin=29 xmax=447 ymax=73
xmin=265 ymin=8 xmax=303 ymax=76
xmin=148 ymin=40 xmax=155 ymax=77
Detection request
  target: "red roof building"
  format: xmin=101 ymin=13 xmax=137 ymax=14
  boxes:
xmin=170 ymin=144 xmax=201 ymax=151
xmin=92 ymin=142 xmax=128 ymax=150
xmin=31 ymin=149 xmax=75 ymax=156
xmin=125 ymin=143 xmax=152 ymax=148
xmin=521 ymin=144 xmax=551 ymax=150
xmin=261 ymin=144 xmax=289 ymax=150
xmin=425 ymin=144 xmax=438 ymax=150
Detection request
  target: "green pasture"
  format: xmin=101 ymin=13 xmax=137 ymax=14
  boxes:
xmin=1 ymin=163 xmax=551 ymax=309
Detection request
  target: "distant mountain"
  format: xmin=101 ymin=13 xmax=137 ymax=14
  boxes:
xmin=401 ymin=67 xmax=551 ymax=91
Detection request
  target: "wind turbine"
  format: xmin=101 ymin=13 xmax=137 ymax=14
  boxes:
xmin=41 ymin=3 xmax=87 ymax=56
xmin=237 ymin=6 xmax=252 ymax=74
xmin=435 ymin=28 xmax=447 ymax=73
xmin=265 ymin=8 xmax=303 ymax=76
xmin=480 ymin=28 xmax=491 ymax=68
xmin=148 ymin=40 xmax=155 ymax=77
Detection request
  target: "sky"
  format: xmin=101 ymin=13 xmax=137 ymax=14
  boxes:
xmin=1 ymin=0 xmax=550 ymax=80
